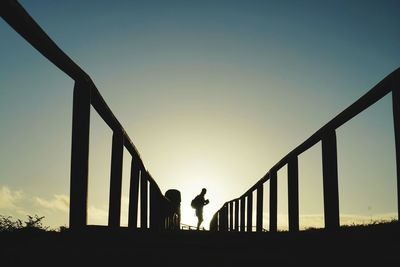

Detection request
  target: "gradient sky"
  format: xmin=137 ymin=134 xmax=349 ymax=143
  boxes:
xmin=1 ymin=0 xmax=399 ymax=230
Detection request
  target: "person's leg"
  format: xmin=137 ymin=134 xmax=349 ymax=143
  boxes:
xmin=197 ymin=213 xmax=203 ymax=230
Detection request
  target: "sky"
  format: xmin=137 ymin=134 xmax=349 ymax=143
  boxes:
xmin=1 ymin=0 xmax=399 ymax=230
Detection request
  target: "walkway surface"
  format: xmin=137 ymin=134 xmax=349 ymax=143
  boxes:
xmin=1 ymin=223 xmax=399 ymax=266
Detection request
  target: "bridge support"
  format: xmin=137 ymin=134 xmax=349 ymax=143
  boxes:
xmin=69 ymin=81 xmax=91 ymax=230
xmin=322 ymin=131 xmax=340 ymax=230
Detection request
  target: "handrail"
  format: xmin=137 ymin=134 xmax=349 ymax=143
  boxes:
xmin=211 ymin=68 xmax=400 ymax=232
xmin=1 ymin=0 xmax=179 ymax=231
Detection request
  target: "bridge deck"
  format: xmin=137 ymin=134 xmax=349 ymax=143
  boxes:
xmin=1 ymin=223 xmax=399 ymax=266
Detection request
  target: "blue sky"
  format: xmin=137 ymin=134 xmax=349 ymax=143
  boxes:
xmin=1 ymin=0 xmax=399 ymax=229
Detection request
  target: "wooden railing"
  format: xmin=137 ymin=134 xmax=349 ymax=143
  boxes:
xmin=0 ymin=0 xmax=180 ymax=231
xmin=210 ymin=67 xmax=400 ymax=232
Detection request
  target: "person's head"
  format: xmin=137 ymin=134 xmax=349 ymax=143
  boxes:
xmin=201 ymin=188 xmax=207 ymax=196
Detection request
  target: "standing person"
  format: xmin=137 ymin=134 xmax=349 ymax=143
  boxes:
xmin=191 ymin=188 xmax=210 ymax=230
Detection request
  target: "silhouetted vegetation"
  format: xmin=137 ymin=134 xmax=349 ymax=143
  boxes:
xmin=0 ymin=214 xmax=49 ymax=232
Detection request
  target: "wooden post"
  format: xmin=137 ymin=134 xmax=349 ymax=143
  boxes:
xmin=234 ymin=199 xmax=239 ymax=232
xmin=218 ymin=207 xmax=228 ymax=232
xmin=247 ymin=193 xmax=253 ymax=232
xmin=69 ymin=81 xmax=90 ymax=230
xmin=150 ymin=182 xmax=162 ymax=231
xmin=256 ymin=184 xmax=264 ymax=232
xmin=224 ymin=204 xmax=229 ymax=231
xmin=288 ymin=157 xmax=299 ymax=232
xmin=240 ymin=197 xmax=246 ymax=232
xmin=229 ymin=202 xmax=234 ymax=231
xmin=140 ymin=170 xmax=148 ymax=229
xmin=322 ymin=131 xmax=340 ymax=230
xmin=108 ymin=131 xmax=124 ymax=228
xmin=269 ymin=171 xmax=277 ymax=232
xmin=128 ymin=159 xmax=140 ymax=229
xmin=393 ymin=89 xmax=400 ymax=220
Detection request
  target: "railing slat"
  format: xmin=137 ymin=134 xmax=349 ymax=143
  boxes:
xmin=256 ymin=185 xmax=263 ymax=232
xmin=128 ymin=159 xmax=140 ymax=229
xmin=234 ymin=199 xmax=239 ymax=232
xmin=247 ymin=193 xmax=253 ymax=232
xmin=69 ymin=81 xmax=91 ymax=230
xmin=322 ymin=131 xmax=340 ymax=230
xmin=269 ymin=171 xmax=277 ymax=232
xmin=240 ymin=197 xmax=246 ymax=232
xmin=229 ymin=202 xmax=234 ymax=231
xmin=108 ymin=131 xmax=124 ymax=227
xmin=393 ymin=89 xmax=400 ymax=220
xmin=218 ymin=206 xmax=228 ymax=232
xmin=288 ymin=157 xmax=299 ymax=232
xmin=140 ymin=171 xmax=148 ymax=229
xmin=150 ymin=182 xmax=163 ymax=230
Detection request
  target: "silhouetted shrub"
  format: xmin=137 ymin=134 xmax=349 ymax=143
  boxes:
xmin=0 ymin=214 xmax=49 ymax=232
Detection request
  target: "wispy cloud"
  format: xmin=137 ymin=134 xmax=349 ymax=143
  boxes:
xmin=88 ymin=205 xmax=108 ymax=225
xmin=34 ymin=194 xmax=69 ymax=213
xmin=0 ymin=185 xmax=26 ymax=214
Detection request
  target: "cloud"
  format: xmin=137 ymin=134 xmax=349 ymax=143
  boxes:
xmin=34 ymin=194 xmax=69 ymax=213
xmin=0 ymin=185 xmax=26 ymax=214
xmin=88 ymin=205 xmax=108 ymax=225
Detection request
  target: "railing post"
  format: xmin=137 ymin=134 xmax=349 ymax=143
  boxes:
xmin=69 ymin=81 xmax=91 ymax=230
xmin=247 ymin=193 xmax=253 ymax=232
xmin=322 ymin=131 xmax=340 ymax=230
xmin=150 ymin=182 xmax=163 ymax=231
xmin=108 ymin=131 xmax=124 ymax=228
xmin=140 ymin=170 xmax=148 ymax=229
xmin=224 ymin=204 xmax=229 ymax=231
xmin=240 ymin=197 xmax=246 ymax=232
xmin=288 ymin=157 xmax=299 ymax=232
xmin=229 ymin=202 xmax=234 ymax=231
xmin=269 ymin=171 xmax=277 ymax=232
xmin=218 ymin=206 xmax=228 ymax=232
xmin=256 ymin=184 xmax=264 ymax=232
xmin=128 ymin=160 xmax=140 ymax=229
xmin=393 ymin=89 xmax=400 ymax=220
xmin=234 ymin=199 xmax=239 ymax=232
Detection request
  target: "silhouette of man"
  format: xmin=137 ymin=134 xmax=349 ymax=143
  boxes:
xmin=193 ymin=188 xmax=210 ymax=230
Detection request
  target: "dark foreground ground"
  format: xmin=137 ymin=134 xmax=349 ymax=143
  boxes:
xmin=1 ymin=223 xmax=399 ymax=267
